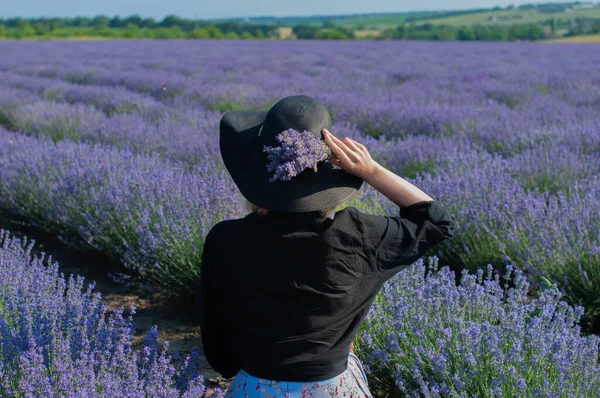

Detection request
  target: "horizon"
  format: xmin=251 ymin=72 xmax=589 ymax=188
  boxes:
xmin=1 ymin=0 xmax=592 ymax=21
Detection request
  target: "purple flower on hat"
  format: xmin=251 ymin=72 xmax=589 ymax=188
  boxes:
xmin=263 ymin=129 xmax=332 ymax=183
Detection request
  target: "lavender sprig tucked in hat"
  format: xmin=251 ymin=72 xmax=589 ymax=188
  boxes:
xmin=263 ymin=129 xmax=332 ymax=182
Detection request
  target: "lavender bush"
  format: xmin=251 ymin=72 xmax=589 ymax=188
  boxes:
xmin=0 ymin=130 xmax=242 ymax=295
xmin=409 ymin=150 xmax=600 ymax=326
xmin=355 ymin=256 xmax=600 ymax=397
xmin=0 ymin=90 xmax=223 ymax=166
xmin=0 ymin=40 xmax=598 ymax=328
xmin=0 ymin=229 xmax=222 ymax=397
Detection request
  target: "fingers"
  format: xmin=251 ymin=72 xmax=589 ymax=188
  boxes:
xmin=351 ymin=139 xmax=367 ymax=151
xmin=329 ymin=157 xmax=342 ymax=167
xmin=323 ymin=130 xmax=352 ymax=164
xmin=342 ymin=137 xmax=361 ymax=153
xmin=324 ymin=130 xmax=356 ymax=158
xmin=324 ymin=130 xmax=364 ymax=154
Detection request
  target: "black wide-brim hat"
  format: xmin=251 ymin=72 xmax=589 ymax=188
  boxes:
xmin=219 ymin=95 xmax=363 ymax=213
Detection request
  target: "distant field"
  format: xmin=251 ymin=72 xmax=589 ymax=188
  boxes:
xmin=424 ymin=8 xmax=600 ymax=26
xmin=354 ymin=29 xmax=382 ymax=38
xmin=277 ymin=27 xmax=294 ymax=39
xmin=332 ymin=7 xmax=600 ymax=28
xmin=332 ymin=14 xmax=410 ymax=29
xmin=551 ymin=33 xmax=600 ymax=42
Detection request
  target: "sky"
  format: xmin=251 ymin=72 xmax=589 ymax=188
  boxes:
xmin=0 ymin=0 xmax=584 ymax=20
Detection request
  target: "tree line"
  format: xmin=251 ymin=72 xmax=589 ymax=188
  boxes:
xmin=0 ymin=16 xmax=278 ymax=39
xmin=380 ymin=23 xmax=547 ymax=41
xmin=294 ymin=22 xmax=548 ymax=41
xmin=0 ymin=14 xmax=598 ymax=41
xmin=565 ymin=18 xmax=600 ymax=36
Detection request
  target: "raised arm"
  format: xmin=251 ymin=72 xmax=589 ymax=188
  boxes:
xmin=322 ymin=129 xmax=433 ymax=207
xmin=323 ymin=129 xmax=455 ymax=279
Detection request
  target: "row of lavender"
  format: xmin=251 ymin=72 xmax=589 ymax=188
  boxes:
xmin=3 ymin=227 xmax=600 ymax=397
xmin=0 ymin=40 xmax=599 ymax=393
xmin=0 ymin=42 xmax=599 ymax=324
xmin=1 ymin=41 xmax=599 ymax=150
xmin=0 ymin=128 xmax=241 ymax=295
xmin=1 ymin=41 xmax=599 ymax=172
xmin=2 ymin=117 xmax=598 ymax=316
xmin=0 ymin=230 xmax=222 ymax=397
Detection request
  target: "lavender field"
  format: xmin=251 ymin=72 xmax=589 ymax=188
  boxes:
xmin=1 ymin=40 xmax=600 ymax=396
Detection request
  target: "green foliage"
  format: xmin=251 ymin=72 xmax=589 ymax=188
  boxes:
xmin=189 ymin=28 xmax=210 ymax=39
xmin=566 ymin=17 xmax=600 ymax=36
xmin=0 ymin=12 xmax=593 ymax=41
xmin=379 ymin=21 xmax=547 ymax=41
xmin=206 ymin=25 xmax=225 ymax=39
xmin=293 ymin=25 xmax=320 ymax=39
xmin=0 ymin=16 xmax=277 ymax=40
xmin=315 ymin=29 xmax=350 ymax=40
xmin=225 ymin=31 xmax=239 ymax=39
xmin=398 ymin=159 xmax=439 ymax=179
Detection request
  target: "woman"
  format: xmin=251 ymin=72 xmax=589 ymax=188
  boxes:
xmin=198 ymin=95 xmax=456 ymax=397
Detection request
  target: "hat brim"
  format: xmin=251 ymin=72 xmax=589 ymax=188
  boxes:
xmin=220 ymin=110 xmax=363 ymax=213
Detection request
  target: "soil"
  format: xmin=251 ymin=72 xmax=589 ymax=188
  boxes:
xmin=0 ymin=215 xmax=232 ymax=394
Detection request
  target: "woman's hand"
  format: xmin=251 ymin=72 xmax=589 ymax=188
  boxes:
xmin=322 ymin=129 xmax=380 ymax=180
xmin=323 ymin=129 xmax=434 ymax=206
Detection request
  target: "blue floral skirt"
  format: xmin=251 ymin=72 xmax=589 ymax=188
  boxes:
xmin=225 ymin=352 xmax=372 ymax=397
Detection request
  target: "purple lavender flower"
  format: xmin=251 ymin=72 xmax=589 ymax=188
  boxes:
xmin=0 ymin=229 xmax=220 ymax=397
xmin=357 ymin=257 xmax=600 ymax=397
xmin=263 ymin=129 xmax=332 ymax=182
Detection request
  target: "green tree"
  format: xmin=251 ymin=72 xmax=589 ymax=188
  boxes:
xmin=315 ymin=29 xmax=348 ymax=40
xmin=123 ymin=23 xmax=141 ymax=38
xmin=140 ymin=18 xmax=157 ymax=29
xmin=472 ymin=24 xmax=490 ymax=40
xmin=525 ymin=24 xmax=544 ymax=40
xmin=206 ymin=25 xmax=224 ymax=39
xmin=91 ymin=15 xmax=110 ymax=28
xmin=225 ymin=31 xmax=239 ymax=39
xmin=124 ymin=15 xmax=144 ymax=28
xmin=72 ymin=17 xmax=89 ymax=27
xmin=152 ymin=26 xmax=185 ymax=39
xmin=32 ymin=22 xmax=49 ymax=36
xmin=109 ymin=16 xmax=123 ymax=28
xmin=190 ymin=28 xmax=210 ymax=39
xmin=457 ymin=26 xmax=474 ymax=40
xmin=15 ymin=21 xmax=36 ymax=38
xmin=394 ymin=25 xmax=407 ymax=39
xmin=550 ymin=17 xmax=557 ymax=36
xmin=93 ymin=26 xmax=113 ymax=37
xmin=293 ymin=25 xmax=319 ymax=39
xmin=432 ymin=28 xmax=457 ymax=41
xmin=160 ymin=15 xmax=183 ymax=28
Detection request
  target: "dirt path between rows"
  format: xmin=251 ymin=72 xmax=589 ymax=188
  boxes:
xmin=0 ymin=215 xmax=231 ymax=394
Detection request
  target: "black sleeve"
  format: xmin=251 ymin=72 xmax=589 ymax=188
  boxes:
xmin=357 ymin=200 xmax=456 ymax=280
xmin=197 ymin=224 xmax=241 ymax=378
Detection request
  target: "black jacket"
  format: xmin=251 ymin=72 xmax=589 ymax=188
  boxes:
xmin=198 ymin=200 xmax=456 ymax=381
